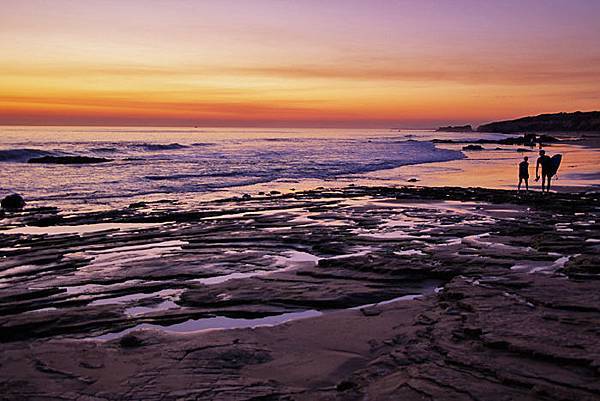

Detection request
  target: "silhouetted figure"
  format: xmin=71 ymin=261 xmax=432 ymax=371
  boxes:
xmin=535 ymin=150 xmax=552 ymax=192
xmin=518 ymin=156 xmax=529 ymax=192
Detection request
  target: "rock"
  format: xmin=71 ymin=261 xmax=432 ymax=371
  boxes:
xmin=241 ymin=194 xmax=252 ymax=201
xmin=336 ymin=380 xmax=358 ymax=391
xmin=478 ymin=111 xmax=600 ymax=132
xmin=1 ymin=193 xmax=25 ymax=210
xmin=360 ymin=306 xmax=381 ymax=316
xmin=119 ymin=334 xmax=144 ymax=348
xmin=517 ymin=148 xmax=532 ymax=152
xmin=538 ymin=134 xmax=560 ymax=143
xmin=559 ymin=254 xmax=600 ymax=279
xmin=433 ymin=134 xmax=556 ymax=147
xmin=269 ymin=190 xmax=281 ymax=195
xmin=522 ymin=133 xmax=536 ymax=145
xmin=436 ymin=125 xmax=473 ymax=132
xmin=407 ymin=178 xmax=419 ymax=183
xmin=462 ymin=144 xmax=484 ymax=151
xmin=79 ymin=360 xmax=104 ymax=369
xmin=0 ymin=185 xmax=598 ymax=400
xmin=27 ymin=156 xmax=112 ymax=164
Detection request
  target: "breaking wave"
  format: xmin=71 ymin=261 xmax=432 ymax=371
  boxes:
xmin=0 ymin=149 xmax=55 ymax=162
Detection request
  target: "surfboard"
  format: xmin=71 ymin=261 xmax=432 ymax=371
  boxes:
xmin=549 ymin=154 xmax=562 ymax=176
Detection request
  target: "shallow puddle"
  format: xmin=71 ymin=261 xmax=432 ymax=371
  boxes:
xmin=93 ymin=309 xmax=323 ymax=340
xmin=0 ymin=222 xmax=163 ymax=236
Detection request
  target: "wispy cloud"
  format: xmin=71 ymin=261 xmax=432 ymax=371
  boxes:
xmin=4 ymin=58 xmax=600 ymax=86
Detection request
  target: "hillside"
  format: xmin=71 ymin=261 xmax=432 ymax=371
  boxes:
xmin=477 ymin=111 xmax=600 ymax=133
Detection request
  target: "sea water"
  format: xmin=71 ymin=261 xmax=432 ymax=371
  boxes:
xmin=0 ymin=126 xmax=507 ymax=209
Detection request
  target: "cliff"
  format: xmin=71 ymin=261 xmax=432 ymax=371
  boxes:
xmin=477 ymin=111 xmax=600 ymax=133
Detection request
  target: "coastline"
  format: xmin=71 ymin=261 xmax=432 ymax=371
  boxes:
xmin=1 ymin=184 xmax=599 ymax=400
xmin=221 ymin=130 xmax=600 ymax=199
xmin=2 ymin=127 xmax=599 ymax=213
xmin=363 ymin=131 xmax=600 ymax=193
xmin=3 ymin=0 xmax=600 ymax=397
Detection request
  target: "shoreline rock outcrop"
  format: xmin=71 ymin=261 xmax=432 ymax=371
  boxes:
xmin=0 ymin=185 xmax=598 ymax=400
xmin=1 ymin=193 xmax=25 ymax=210
xmin=27 ymin=156 xmax=112 ymax=164
xmin=433 ymin=133 xmax=559 ymax=146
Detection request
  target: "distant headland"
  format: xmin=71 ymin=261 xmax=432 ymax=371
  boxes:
xmin=435 ymin=125 xmax=473 ymax=132
xmin=477 ymin=111 xmax=600 ymax=133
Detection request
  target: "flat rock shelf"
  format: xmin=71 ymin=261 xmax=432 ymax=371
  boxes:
xmin=0 ymin=185 xmax=599 ymax=400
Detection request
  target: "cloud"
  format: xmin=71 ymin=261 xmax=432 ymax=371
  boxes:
xmin=3 ymin=57 xmax=600 ymax=87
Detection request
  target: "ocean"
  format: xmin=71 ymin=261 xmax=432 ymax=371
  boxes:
xmin=0 ymin=126 xmax=527 ymax=209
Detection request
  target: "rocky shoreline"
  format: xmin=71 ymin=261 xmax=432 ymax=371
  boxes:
xmin=0 ymin=186 xmax=599 ymax=400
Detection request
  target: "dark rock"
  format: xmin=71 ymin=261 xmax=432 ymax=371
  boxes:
xmin=241 ymin=194 xmax=252 ymax=201
xmin=0 ymin=185 xmax=598 ymax=400
xmin=407 ymin=178 xmax=419 ymax=183
xmin=538 ymin=134 xmax=560 ymax=143
xmin=27 ymin=156 xmax=112 ymax=164
xmin=270 ymin=190 xmax=281 ymax=195
xmin=336 ymin=380 xmax=358 ymax=391
xmin=462 ymin=145 xmax=484 ymax=151
xmin=1 ymin=193 xmax=25 ymax=210
xmin=433 ymin=134 xmax=556 ymax=147
xmin=559 ymin=254 xmax=600 ymax=279
xmin=119 ymin=334 xmax=144 ymax=348
xmin=361 ymin=306 xmax=381 ymax=316
xmin=436 ymin=125 xmax=473 ymax=132
xmin=478 ymin=111 xmax=600 ymax=132
xmin=517 ymin=148 xmax=532 ymax=152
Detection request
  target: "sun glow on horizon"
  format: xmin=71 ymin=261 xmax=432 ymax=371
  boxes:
xmin=1 ymin=0 xmax=599 ymax=128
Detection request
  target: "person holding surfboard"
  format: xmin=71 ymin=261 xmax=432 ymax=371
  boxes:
xmin=535 ymin=149 xmax=562 ymax=192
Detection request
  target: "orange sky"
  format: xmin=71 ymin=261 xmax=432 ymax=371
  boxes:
xmin=1 ymin=0 xmax=599 ymax=127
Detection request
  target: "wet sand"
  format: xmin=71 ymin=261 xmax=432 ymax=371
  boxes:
xmin=363 ymin=131 xmax=600 ymax=192
xmin=0 ymin=184 xmax=599 ymax=400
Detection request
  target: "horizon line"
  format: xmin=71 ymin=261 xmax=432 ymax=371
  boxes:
xmin=2 ymin=110 xmax=594 ymax=130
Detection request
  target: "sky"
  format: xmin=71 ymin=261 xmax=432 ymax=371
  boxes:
xmin=1 ymin=0 xmax=599 ymax=128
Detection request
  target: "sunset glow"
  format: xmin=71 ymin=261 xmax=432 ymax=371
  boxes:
xmin=1 ymin=0 xmax=599 ymax=127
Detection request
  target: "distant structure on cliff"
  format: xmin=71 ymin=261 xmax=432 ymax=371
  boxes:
xmin=436 ymin=125 xmax=473 ymax=132
xmin=478 ymin=111 xmax=600 ymax=133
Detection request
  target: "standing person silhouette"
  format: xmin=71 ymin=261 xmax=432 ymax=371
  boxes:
xmin=535 ymin=150 xmax=552 ymax=192
xmin=518 ymin=156 xmax=529 ymax=192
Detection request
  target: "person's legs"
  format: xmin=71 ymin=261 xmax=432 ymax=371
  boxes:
xmin=525 ymin=178 xmax=529 ymax=191
xmin=541 ymin=174 xmax=546 ymax=192
xmin=518 ymin=177 xmax=522 ymax=191
xmin=542 ymin=174 xmax=551 ymax=192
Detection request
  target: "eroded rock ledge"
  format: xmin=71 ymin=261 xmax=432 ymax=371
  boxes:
xmin=0 ymin=185 xmax=598 ymax=400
